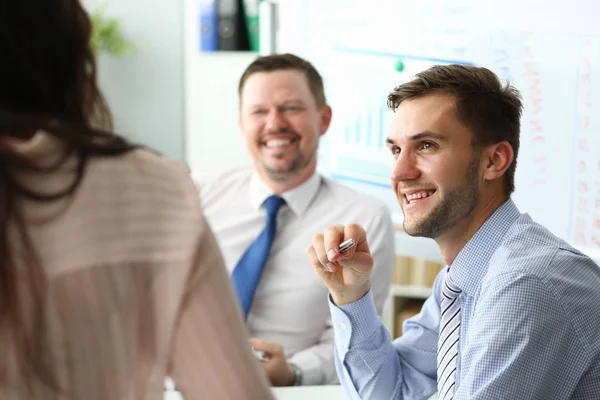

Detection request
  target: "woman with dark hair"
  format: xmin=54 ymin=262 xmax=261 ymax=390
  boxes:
xmin=0 ymin=1 xmax=272 ymax=399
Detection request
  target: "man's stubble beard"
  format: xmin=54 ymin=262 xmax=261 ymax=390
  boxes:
xmin=402 ymin=156 xmax=480 ymax=239
xmin=262 ymin=140 xmax=319 ymax=183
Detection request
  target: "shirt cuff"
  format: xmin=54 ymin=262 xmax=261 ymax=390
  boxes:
xmin=287 ymin=349 xmax=324 ymax=386
xmin=328 ymin=289 xmax=382 ymax=360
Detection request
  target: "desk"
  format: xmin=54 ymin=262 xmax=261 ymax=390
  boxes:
xmin=163 ymin=386 xmax=344 ymax=400
xmin=273 ymin=387 xmax=438 ymax=400
xmin=273 ymin=385 xmax=345 ymax=400
xmin=165 ymin=386 xmax=439 ymax=399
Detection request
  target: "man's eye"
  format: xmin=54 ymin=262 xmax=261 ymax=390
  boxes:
xmin=252 ymin=110 xmax=265 ymax=115
xmin=391 ymin=147 xmax=400 ymax=155
xmin=421 ymin=142 xmax=435 ymax=150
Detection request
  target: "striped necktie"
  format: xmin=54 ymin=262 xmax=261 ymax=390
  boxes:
xmin=437 ymin=268 xmax=462 ymax=400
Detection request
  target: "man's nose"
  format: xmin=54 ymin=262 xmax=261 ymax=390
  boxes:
xmin=390 ymin=152 xmax=420 ymax=182
xmin=265 ymin=109 xmax=287 ymax=130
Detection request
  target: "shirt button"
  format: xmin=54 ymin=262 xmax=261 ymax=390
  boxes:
xmin=340 ymin=323 xmax=347 ymax=330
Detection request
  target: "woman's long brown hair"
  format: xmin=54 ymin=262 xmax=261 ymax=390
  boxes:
xmin=0 ymin=0 xmax=138 ymax=393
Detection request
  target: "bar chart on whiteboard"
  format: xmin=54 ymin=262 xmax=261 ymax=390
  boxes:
xmin=322 ymin=52 xmax=467 ymax=190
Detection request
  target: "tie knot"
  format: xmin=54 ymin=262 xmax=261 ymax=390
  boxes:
xmin=442 ymin=268 xmax=461 ymax=300
xmin=264 ymin=195 xmax=284 ymax=216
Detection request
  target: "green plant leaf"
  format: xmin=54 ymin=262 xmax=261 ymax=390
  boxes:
xmin=89 ymin=3 xmax=134 ymax=56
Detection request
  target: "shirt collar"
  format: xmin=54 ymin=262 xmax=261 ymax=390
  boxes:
xmin=249 ymin=171 xmax=322 ymax=217
xmin=449 ymin=199 xmax=521 ymax=295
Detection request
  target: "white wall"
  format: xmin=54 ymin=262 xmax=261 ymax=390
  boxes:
xmin=85 ymin=0 xmax=185 ymax=161
xmin=183 ymin=0 xmax=255 ymax=177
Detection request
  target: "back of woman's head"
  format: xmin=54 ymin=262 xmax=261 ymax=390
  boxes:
xmin=0 ymin=1 xmax=137 ymax=394
xmin=0 ymin=0 xmax=111 ymax=132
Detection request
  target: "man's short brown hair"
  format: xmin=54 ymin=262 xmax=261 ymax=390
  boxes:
xmin=388 ymin=64 xmax=523 ymax=194
xmin=238 ymin=53 xmax=327 ymax=109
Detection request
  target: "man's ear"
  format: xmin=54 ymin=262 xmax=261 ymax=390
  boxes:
xmin=319 ymin=105 xmax=333 ymax=136
xmin=482 ymin=141 xmax=514 ymax=183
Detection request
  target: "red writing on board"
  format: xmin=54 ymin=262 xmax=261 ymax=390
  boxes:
xmin=523 ymin=36 xmax=548 ymax=188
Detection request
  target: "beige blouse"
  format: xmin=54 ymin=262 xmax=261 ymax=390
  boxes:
xmin=3 ymin=132 xmax=273 ymax=399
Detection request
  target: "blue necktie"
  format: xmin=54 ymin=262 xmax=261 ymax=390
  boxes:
xmin=232 ymin=195 xmax=284 ymax=318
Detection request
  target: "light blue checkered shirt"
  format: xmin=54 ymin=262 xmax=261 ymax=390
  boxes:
xmin=330 ymin=199 xmax=600 ymax=399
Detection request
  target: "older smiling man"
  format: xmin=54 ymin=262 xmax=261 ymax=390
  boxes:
xmin=197 ymin=53 xmax=395 ymax=387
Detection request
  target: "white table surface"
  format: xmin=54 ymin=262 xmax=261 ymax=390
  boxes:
xmin=273 ymin=385 xmax=346 ymax=400
xmin=273 ymin=386 xmax=438 ymax=400
xmin=165 ymin=386 xmax=438 ymax=400
xmin=163 ymin=385 xmax=345 ymax=400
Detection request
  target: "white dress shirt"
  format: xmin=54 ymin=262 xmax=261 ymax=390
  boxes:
xmin=197 ymin=166 xmax=395 ymax=385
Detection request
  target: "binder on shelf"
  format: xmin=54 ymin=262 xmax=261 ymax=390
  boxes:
xmin=218 ymin=0 xmax=244 ymax=50
xmin=393 ymin=255 xmax=412 ymax=285
xmin=199 ymin=0 xmax=218 ymax=52
xmin=242 ymin=0 xmax=260 ymax=52
xmin=393 ymin=255 xmax=444 ymax=287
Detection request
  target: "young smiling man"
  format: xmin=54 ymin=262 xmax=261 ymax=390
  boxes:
xmin=197 ymin=54 xmax=395 ymax=386
xmin=306 ymin=64 xmax=600 ymax=399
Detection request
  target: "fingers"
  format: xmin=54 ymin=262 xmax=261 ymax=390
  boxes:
xmin=336 ymin=252 xmax=374 ymax=276
xmin=323 ymin=224 xmax=345 ymax=263
xmin=249 ymin=338 xmax=281 ymax=355
xmin=306 ymin=233 xmax=336 ymax=273
xmin=339 ymin=224 xmax=367 ymax=259
xmin=307 ymin=224 xmax=342 ymax=272
xmin=305 ymin=241 xmax=327 ymax=272
xmin=321 ymin=224 xmax=367 ymax=262
xmin=306 ymin=224 xmax=369 ymax=273
xmin=329 ymin=224 xmax=368 ymax=262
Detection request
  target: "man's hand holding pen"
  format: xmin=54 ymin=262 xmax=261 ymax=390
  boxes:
xmin=305 ymin=224 xmax=373 ymax=306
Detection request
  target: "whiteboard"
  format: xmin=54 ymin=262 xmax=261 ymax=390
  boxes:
xmin=277 ymin=0 xmax=600 ymax=261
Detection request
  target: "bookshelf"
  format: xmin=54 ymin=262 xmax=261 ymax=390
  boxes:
xmin=389 ymin=284 xmax=432 ymax=299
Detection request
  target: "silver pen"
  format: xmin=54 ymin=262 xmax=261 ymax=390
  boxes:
xmin=339 ymin=237 xmax=355 ymax=252
xmin=252 ymin=347 xmax=269 ymax=361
